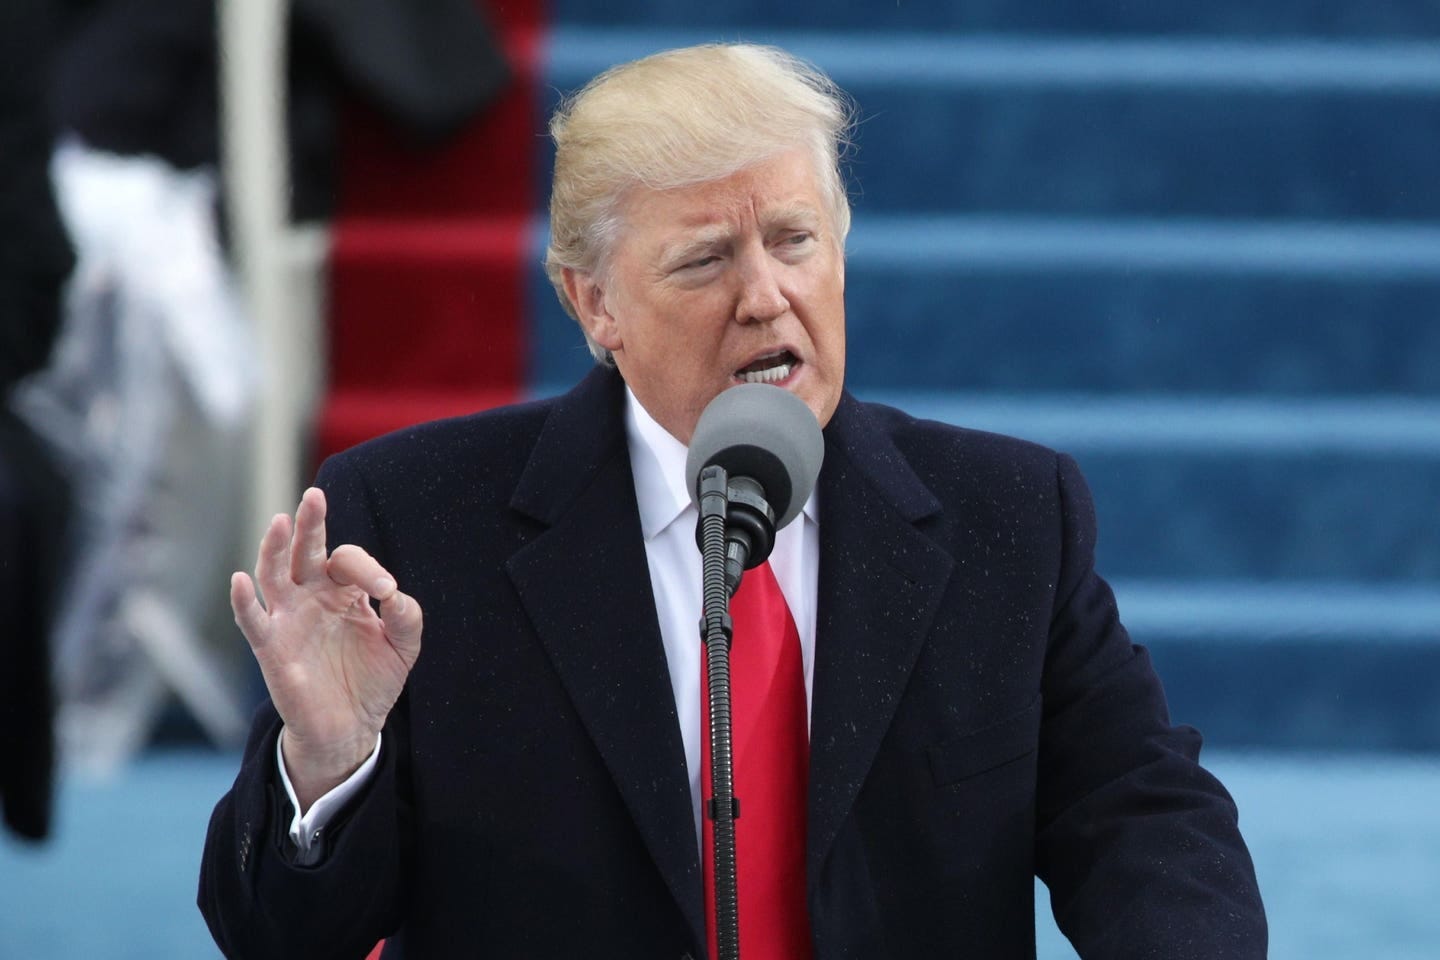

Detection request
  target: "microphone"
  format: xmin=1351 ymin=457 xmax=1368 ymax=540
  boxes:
xmin=686 ymin=384 xmax=824 ymax=593
xmin=687 ymin=384 xmax=822 ymax=957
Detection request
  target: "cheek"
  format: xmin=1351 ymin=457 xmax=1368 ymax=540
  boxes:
xmin=800 ymin=283 xmax=846 ymax=351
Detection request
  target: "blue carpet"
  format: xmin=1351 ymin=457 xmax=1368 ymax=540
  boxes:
xmin=1 ymin=748 xmax=1436 ymax=958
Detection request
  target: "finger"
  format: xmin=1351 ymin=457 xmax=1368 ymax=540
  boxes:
xmin=326 ymin=543 xmax=396 ymax=599
xmin=379 ymin=590 xmax=423 ymax=658
xmin=254 ymin=511 xmax=296 ymax=605
xmin=230 ymin=571 xmax=270 ymax=650
xmin=288 ymin=487 xmax=330 ymax=586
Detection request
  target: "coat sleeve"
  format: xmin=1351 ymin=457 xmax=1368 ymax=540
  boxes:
xmin=1034 ymin=454 xmax=1267 ymax=959
xmin=197 ymin=455 xmax=413 ymax=959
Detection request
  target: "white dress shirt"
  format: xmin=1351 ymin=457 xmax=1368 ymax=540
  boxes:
xmin=282 ymin=387 xmax=820 ymax=853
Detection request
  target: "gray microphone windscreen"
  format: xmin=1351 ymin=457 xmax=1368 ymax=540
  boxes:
xmin=685 ymin=384 xmax=824 ymax=530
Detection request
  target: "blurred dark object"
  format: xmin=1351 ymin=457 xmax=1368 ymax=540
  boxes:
xmin=1 ymin=1 xmax=75 ymax=390
xmin=0 ymin=412 xmax=70 ymax=842
xmin=293 ymin=0 xmax=512 ymax=142
xmin=50 ymin=0 xmax=219 ymax=171
xmin=0 ymin=0 xmax=75 ymax=843
xmin=51 ymin=0 xmax=509 ymax=222
xmin=289 ymin=0 xmax=513 ymax=220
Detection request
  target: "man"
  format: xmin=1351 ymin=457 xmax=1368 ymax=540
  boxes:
xmin=200 ymin=44 xmax=1266 ymax=958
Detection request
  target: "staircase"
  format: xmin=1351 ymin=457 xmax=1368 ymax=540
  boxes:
xmin=317 ymin=3 xmax=1440 ymax=751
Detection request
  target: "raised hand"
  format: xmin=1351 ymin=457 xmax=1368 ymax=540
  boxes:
xmin=230 ymin=487 xmax=422 ymax=810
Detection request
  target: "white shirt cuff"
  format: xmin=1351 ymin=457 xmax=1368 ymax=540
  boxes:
xmin=276 ymin=729 xmax=383 ymax=855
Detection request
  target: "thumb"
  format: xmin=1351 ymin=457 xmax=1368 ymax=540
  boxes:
xmin=378 ymin=589 xmax=423 ymax=660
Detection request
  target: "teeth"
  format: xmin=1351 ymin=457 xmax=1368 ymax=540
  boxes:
xmin=739 ymin=362 xmax=792 ymax=384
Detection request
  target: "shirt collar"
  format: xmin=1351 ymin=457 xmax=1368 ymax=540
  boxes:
xmin=625 ymin=387 xmax=822 ymax=543
xmin=625 ymin=388 xmax=695 ymax=541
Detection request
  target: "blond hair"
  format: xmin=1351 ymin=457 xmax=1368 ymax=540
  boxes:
xmin=543 ymin=43 xmax=855 ymax=362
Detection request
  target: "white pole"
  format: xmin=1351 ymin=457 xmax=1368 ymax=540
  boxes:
xmin=218 ymin=0 xmax=324 ymax=538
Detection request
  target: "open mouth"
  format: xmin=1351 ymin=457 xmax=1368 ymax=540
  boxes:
xmin=734 ymin=350 xmax=799 ymax=385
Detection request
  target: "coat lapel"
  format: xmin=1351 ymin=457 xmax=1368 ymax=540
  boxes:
xmin=807 ymin=394 xmax=955 ymax=888
xmin=504 ymin=368 xmax=705 ymax=949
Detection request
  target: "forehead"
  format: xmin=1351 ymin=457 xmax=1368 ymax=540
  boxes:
xmin=617 ymin=149 xmax=828 ymax=241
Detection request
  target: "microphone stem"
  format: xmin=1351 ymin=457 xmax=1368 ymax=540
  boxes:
xmin=698 ymin=465 xmax=742 ymax=960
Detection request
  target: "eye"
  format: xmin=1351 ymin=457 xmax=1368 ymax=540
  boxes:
xmin=776 ymin=232 xmax=814 ymax=251
xmin=775 ymin=232 xmax=815 ymax=257
xmin=686 ymin=255 xmax=721 ymax=269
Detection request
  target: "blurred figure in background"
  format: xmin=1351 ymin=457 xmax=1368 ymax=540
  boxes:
xmin=15 ymin=0 xmax=257 ymax=774
xmin=15 ymin=0 xmax=512 ymax=776
xmin=0 ymin=0 xmax=75 ymax=841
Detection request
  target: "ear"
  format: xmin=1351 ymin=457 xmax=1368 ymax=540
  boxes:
xmin=562 ymin=268 xmax=622 ymax=352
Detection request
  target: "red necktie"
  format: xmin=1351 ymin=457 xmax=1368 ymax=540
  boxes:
xmin=701 ymin=560 xmax=812 ymax=960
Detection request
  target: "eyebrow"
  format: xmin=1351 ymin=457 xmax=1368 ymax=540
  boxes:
xmin=761 ymin=201 xmax=824 ymax=232
xmin=658 ymin=202 xmax=825 ymax=267
xmin=659 ymin=227 xmax=731 ymax=268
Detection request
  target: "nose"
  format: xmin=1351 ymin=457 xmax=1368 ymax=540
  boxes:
xmin=734 ymin=246 xmax=790 ymax=324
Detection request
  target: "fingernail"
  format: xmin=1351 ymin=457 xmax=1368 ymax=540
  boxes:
xmin=375 ymin=577 xmax=397 ymax=597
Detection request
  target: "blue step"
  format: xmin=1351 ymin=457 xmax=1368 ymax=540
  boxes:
xmin=1117 ymin=581 xmax=1440 ymax=751
xmin=1084 ymin=451 xmax=1440 ymax=581
xmin=540 ymin=30 xmax=1440 ymax=220
xmin=859 ymin=392 xmax=1440 ymax=582
xmin=1156 ymin=634 xmax=1440 ymax=751
xmin=844 ymin=217 xmax=1440 ymax=394
xmin=549 ymin=1 xmax=1440 ymax=37
xmin=526 ymin=217 xmax=1440 ymax=396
